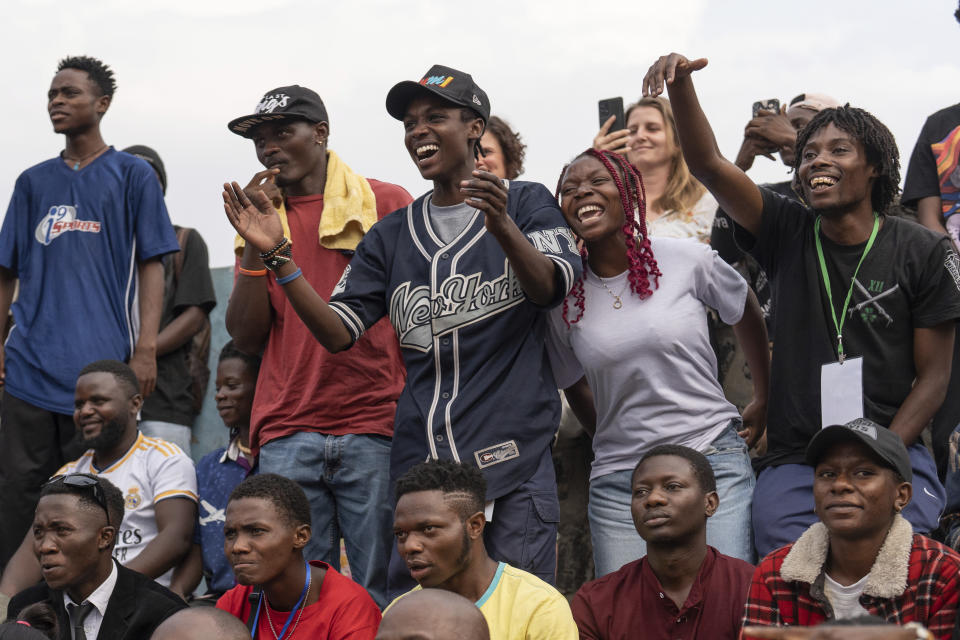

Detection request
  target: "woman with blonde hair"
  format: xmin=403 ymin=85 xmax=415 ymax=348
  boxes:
xmin=594 ymin=95 xmax=716 ymax=242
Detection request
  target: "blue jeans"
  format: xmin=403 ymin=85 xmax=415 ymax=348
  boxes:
xmin=588 ymin=421 xmax=755 ymax=576
xmin=752 ymin=442 xmax=945 ymax=559
xmin=259 ymin=431 xmax=393 ymax=608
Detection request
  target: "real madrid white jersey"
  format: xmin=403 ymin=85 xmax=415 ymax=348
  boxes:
xmin=55 ymin=431 xmax=198 ymax=587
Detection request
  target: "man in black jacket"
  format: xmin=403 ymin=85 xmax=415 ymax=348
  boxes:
xmin=6 ymin=474 xmax=184 ymax=639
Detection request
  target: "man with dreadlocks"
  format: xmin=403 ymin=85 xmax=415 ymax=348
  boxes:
xmin=643 ymin=53 xmax=960 ymax=558
xmin=548 ymin=149 xmax=769 ymax=572
xmin=0 ymin=56 xmax=178 ymax=571
xmin=222 ymin=64 xmax=581 ymax=595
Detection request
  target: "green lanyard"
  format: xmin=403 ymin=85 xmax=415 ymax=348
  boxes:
xmin=814 ymin=214 xmax=880 ymax=363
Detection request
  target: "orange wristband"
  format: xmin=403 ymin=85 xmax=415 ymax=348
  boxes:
xmin=238 ymin=267 xmax=268 ymax=277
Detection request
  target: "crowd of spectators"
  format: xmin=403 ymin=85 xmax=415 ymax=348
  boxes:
xmin=3 ymin=5 xmax=960 ymax=638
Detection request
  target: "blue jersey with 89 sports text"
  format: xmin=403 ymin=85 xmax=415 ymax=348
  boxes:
xmin=329 ymin=180 xmax=581 ymax=498
xmin=0 ymin=149 xmax=178 ymax=414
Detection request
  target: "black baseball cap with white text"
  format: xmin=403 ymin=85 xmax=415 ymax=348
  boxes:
xmin=228 ymin=85 xmax=329 ymax=138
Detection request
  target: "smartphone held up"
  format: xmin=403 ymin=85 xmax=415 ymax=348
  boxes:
xmin=598 ymin=97 xmax=625 ymax=132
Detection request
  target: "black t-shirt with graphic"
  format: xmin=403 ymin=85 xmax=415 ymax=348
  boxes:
xmin=902 ymin=103 xmax=960 ymax=215
xmin=711 ymin=180 xmax=797 ymax=330
xmin=749 ymin=188 xmax=960 ymax=468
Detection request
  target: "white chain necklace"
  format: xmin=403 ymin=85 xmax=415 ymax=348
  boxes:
xmin=262 ymin=567 xmax=313 ymax=640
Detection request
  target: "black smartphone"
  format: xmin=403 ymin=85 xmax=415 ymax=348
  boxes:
xmin=752 ymin=98 xmax=780 ymax=118
xmin=598 ymin=97 xmax=625 ymax=131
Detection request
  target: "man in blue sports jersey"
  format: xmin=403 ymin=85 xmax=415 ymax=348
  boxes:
xmin=222 ymin=64 xmax=581 ymax=593
xmin=0 ymin=56 xmax=178 ymax=570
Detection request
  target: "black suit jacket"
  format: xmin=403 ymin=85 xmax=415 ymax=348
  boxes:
xmin=7 ymin=561 xmax=186 ymax=640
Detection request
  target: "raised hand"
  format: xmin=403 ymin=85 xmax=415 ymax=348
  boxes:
xmin=745 ymin=106 xmax=797 ymax=152
xmin=642 ymin=53 xmax=708 ymax=97
xmin=244 ymin=168 xmax=283 ymax=209
xmin=223 ymin=181 xmax=286 ymax=254
xmin=593 ymin=115 xmax=631 ymax=156
xmin=461 ymin=170 xmax=511 ymax=235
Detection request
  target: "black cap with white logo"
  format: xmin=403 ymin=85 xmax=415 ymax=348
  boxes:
xmin=386 ymin=64 xmax=490 ymax=124
xmin=228 ymin=85 xmax=329 ymax=138
xmin=805 ymin=418 xmax=912 ymax=482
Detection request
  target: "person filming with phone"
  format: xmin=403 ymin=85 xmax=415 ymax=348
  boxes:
xmin=593 ymin=96 xmax=716 ymax=242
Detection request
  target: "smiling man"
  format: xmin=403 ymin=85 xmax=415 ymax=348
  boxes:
xmin=743 ymin=419 xmax=960 ymax=636
xmin=222 ymin=65 xmax=581 ymax=596
xmin=215 ymin=474 xmax=380 ymax=639
xmin=7 ymin=475 xmax=185 ymax=640
xmin=0 ymin=360 xmax=197 ymax=601
xmin=388 ymin=460 xmax=576 ymax=640
xmin=0 ymin=55 xmax=178 ymax=571
xmin=642 ymin=53 xmax=960 ymax=558
xmin=224 ymin=85 xmax=410 ymax=608
xmin=571 ymin=445 xmax=754 ymax=640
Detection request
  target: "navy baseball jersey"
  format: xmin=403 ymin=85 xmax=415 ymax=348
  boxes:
xmin=329 ymin=180 xmax=581 ymax=498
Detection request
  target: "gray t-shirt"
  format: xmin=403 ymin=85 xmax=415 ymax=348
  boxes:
xmin=547 ymin=237 xmax=747 ymax=479
xmin=428 ymin=197 xmax=477 ymax=244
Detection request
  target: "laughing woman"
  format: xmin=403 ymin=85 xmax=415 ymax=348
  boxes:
xmin=548 ymin=149 xmax=769 ymax=574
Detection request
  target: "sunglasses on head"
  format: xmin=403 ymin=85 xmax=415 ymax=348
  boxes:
xmin=44 ymin=473 xmax=111 ymax=527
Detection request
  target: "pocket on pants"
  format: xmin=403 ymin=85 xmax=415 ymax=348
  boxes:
xmin=521 ymin=491 xmax=559 ymax=574
xmin=703 ymin=420 xmax=748 ymax=456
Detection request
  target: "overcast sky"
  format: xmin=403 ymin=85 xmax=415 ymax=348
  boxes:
xmin=2 ymin=0 xmax=957 ymax=267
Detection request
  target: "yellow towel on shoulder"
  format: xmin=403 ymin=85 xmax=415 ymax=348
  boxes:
xmin=233 ymin=149 xmax=378 ymax=255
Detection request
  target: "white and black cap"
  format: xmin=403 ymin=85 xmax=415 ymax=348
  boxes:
xmin=228 ymin=85 xmax=329 ymax=138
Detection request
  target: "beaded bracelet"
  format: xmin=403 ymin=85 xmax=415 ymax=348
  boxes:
xmin=263 ymin=243 xmax=293 ymax=271
xmin=259 ymin=238 xmax=291 ymax=261
xmin=276 ymin=268 xmax=303 ymax=286
xmin=238 ymin=267 xmax=267 ymax=277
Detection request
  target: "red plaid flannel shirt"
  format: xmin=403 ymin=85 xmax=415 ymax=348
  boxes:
xmin=742 ymin=534 xmax=960 ymax=639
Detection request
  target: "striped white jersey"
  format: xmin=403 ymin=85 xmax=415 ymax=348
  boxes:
xmin=55 ymin=431 xmax=197 ymax=586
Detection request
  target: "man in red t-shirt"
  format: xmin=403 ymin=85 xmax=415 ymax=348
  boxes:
xmin=571 ymin=445 xmax=754 ymax=640
xmin=216 ymin=474 xmax=380 ymax=639
xmin=224 ymin=85 xmax=411 ymax=607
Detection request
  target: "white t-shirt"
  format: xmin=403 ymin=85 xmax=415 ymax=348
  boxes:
xmin=547 ymin=237 xmax=746 ymax=479
xmin=824 ymin=573 xmax=871 ymax=619
xmin=56 ymin=431 xmax=198 ymax=586
xmin=646 ymin=191 xmax=718 ymax=243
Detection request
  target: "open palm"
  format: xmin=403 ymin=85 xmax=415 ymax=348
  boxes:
xmin=222 ymin=181 xmax=285 ymax=254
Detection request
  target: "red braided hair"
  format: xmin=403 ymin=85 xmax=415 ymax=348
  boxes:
xmin=556 ymin=149 xmax=661 ymax=327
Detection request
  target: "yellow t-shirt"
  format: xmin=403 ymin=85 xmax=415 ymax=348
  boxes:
xmin=387 ymin=562 xmax=578 ymax=640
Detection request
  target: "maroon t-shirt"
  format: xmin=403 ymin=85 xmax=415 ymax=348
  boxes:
xmin=241 ymin=179 xmax=411 ymax=451
xmin=571 ymin=547 xmax=754 ymax=640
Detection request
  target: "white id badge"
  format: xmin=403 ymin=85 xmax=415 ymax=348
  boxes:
xmin=820 ymin=357 xmax=864 ymax=428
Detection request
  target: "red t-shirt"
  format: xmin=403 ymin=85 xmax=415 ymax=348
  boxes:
xmin=217 ymin=561 xmax=381 ymax=640
xmin=241 ymin=179 xmax=411 ymax=450
xmin=571 ymin=547 xmax=754 ymax=640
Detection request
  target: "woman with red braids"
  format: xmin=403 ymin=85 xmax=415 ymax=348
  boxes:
xmin=548 ymin=149 xmax=770 ymax=574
